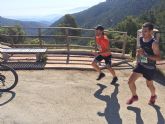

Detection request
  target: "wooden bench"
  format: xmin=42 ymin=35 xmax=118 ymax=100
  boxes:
xmin=1 ymin=48 xmax=47 ymax=62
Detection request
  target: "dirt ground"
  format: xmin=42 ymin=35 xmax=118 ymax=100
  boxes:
xmin=0 ymin=69 xmax=165 ymax=124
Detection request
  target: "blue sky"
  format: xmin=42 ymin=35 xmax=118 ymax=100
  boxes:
xmin=0 ymin=0 xmax=105 ymax=17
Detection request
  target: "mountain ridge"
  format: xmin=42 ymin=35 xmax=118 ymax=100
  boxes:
xmin=51 ymin=0 xmax=161 ymax=28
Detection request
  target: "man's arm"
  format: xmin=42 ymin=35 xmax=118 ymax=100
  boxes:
xmin=137 ymin=48 xmax=144 ymax=56
xmin=148 ymin=42 xmax=161 ymax=61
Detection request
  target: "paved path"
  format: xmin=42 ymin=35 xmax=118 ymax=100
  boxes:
xmin=0 ymin=70 xmax=164 ymax=124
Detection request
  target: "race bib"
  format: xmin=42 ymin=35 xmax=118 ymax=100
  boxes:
xmin=140 ymin=56 xmax=148 ymax=63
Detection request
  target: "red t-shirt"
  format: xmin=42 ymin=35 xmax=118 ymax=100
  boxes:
xmin=96 ymin=35 xmax=111 ymax=57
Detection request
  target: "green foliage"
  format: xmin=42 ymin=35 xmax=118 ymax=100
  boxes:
xmin=137 ymin=0 xmax=165 ymax=58
xmin=44 ymin=14 xmax=82 ymax=45
xmin=113 ymin=0 xmax=165 ymax=58
xmin=58 ymin=14 xmax=81 ymax=36
xmin=88 ymin=40 xmax=95 ymax=46
xmin=0 ymin=27 xmax=6 ymax=42
xmin=107 ymin=30 xmax=136 ymax=57
xmin=0 ymin=25 xmax=25 ymax=44
xmin=115 ymin=16 xmax=140 ymax=37
xmin=40 ymin=54 xmax=48 ymax=63
xmin=159 ymin=35 xmax=165 ymax=59
xmin=5 ymin=25 xmax=25 ymax=44
xmin=62 ymin=14 xmax=78 ymax=27
xmin=0 ymin=27 xmax=5 ymax=34
xmin=24 ymin=38 xmax=41 ymax=44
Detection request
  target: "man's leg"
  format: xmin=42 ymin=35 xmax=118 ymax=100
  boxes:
xmin=146 ymin=80 xmax=156 ymax=96
xmin=107 ymin=67 xmax=116 ymax=77
xmin=146 ymin=80 xmax=157 ymax=104
xmin=143 ymin=67 xmax=157 ymax=104
xmin=128 ymin=72 xmax=141 ymax=96
xmin=105 ymin=55 xmax=118 ymax=84
xmin=92 ymin=61 xmax=101 ymax=73
xmin=107 ymin=67 xmax=118 ymax=84
xmin=91 ymin=55 xmax=105 ymax=80
xmin=127 ymin=72 xmax=142 ymax=104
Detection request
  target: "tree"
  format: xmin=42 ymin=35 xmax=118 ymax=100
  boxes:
xmin=0 ymin=25 xmax=25 ymax=44
xmin=115 ymin=16 xmax=140 ymax=37
xmin=107 ymin=30 xmax=137 ymax=57
xmin=58 ymin=14 xmax=80 ymax=36
xmin=63 ymin=14 xmax=78 ymax=27
xmin=0 ymin=27 xmax=6 ymax=42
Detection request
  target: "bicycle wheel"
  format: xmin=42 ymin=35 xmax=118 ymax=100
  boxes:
xmin=0 ymin=64 xmax=18 ymax=92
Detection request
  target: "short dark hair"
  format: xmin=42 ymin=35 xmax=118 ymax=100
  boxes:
xmin=95 ymin=25 xmax=104 ymax=31
xmin=142 ymin=22 xmax=154 ymax=30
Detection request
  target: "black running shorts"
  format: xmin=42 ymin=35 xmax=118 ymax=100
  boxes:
xmin=93 ymin=55 xmax=112 ymax=67
xmin=133 ymin=64 xmax=156 ymax=81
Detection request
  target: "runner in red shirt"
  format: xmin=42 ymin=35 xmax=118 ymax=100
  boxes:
xmin=92 ymin=25 xmax=118 ymax=84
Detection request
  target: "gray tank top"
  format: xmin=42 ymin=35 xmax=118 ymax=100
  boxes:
xmin=138 ymin=37 xmax=156 ymax=69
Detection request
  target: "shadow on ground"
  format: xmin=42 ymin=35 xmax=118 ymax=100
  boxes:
xmin=127 ymin=104 xmax=165 ymax=124
xmin=127 ymin=106 xmax=144 ymax=124
xmin=153 ymin=69 xmax=165 ymax=86
xmin=94 ymin=83 xmax=122 ymax=124
xmin=150 ymin=104 xmax=165 ymax=124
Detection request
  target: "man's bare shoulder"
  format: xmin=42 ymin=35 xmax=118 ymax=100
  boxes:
xmin=152 ymin=40 xmax=159 ymax=48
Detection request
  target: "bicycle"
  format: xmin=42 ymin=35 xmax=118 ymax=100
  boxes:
xmin=0 ymin=57 xmax=18 ymax=92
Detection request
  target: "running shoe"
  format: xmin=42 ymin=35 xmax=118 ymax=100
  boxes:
xmin=111 ymin=77 xmax=118 ymax=85
xmin=96 ymin=72 xmax=105 ymax=80
xmin=149 ymin=95 xmax=157 ymax=105
xmin=127 ymin=95 xmax=138 ymax=105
